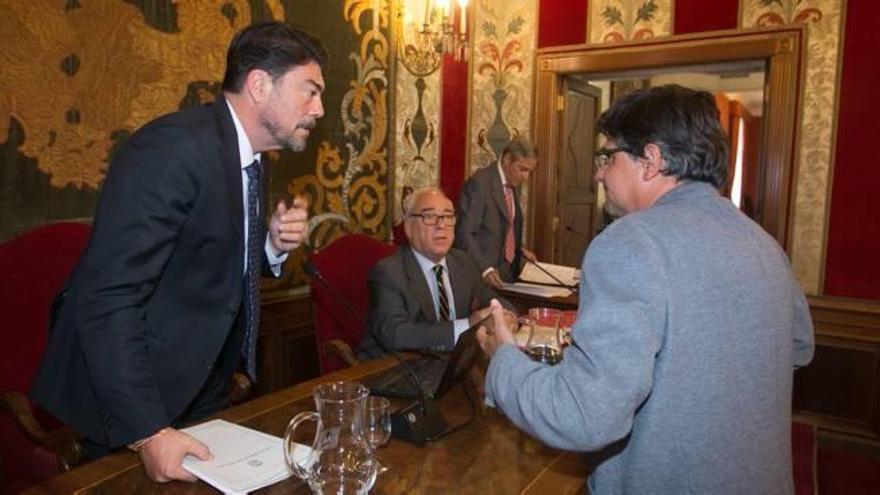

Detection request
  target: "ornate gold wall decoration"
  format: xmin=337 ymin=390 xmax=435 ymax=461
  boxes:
xmin=0 ymin=1 xmax=249 ymax=190
xmin=588 ymin=0 xmax=673 ymax=44
xmin=291 ymin=0 xmax=390 ymax=249
xmin=742 ymin=0 xmax=843 ymax=294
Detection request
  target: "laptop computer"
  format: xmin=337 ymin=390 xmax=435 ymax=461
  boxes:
xmin=364 ymin=320 xmax=483 ymax=401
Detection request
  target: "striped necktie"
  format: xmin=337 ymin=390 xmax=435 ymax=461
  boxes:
xmin=242 ymin=160 xmax=262 ymax=382
xmin=433 ymin=264 xmax=451 ymax=321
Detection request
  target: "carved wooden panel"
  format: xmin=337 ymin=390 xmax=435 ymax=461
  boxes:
xmin=256 ymin=289 xmax=319 ymax=396
xmin=554 ymin=78 xmax=600 ymax=266
xmin=794 ymin=297 xmax=880 ymax=439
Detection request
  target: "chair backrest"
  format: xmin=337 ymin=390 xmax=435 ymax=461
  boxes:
xmin=309 ymin=234 xmax=395 ymax=374
xmin=0 ymin=222 xmax=91 ymax=395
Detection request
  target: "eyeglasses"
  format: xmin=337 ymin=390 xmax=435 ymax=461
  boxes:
xmin=409 ymin=212 xmax=457 ymax=226
xmin=593 ymin=147 xmax=627 ymax=171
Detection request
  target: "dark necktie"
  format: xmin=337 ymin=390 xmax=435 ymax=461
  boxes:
xmin=242 ymin=160 xmax=262 ymax=382
xmin=433 ymin=264 xmax=451 ymax=321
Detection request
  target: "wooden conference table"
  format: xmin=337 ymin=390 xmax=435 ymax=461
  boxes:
xmin=499 ymin=289 xmax=579 ymax=313
xmin=28 ymin=357 xmax=586 ymax=494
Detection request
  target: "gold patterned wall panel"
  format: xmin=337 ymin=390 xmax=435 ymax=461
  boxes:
xmin=588 ymin=0 xmax=673 ymax=43
xmin=291 ymin=0 xmax=391 ymax=252
xmin=741 ymin=0 xmax=843 ymax=295
xmin=392 ymin=65 xmax=441 ymax=225
xmin=0 ymin=1 xmax=247 ymax=192
xmin=468 ymin=0 xmax=538 ymax=174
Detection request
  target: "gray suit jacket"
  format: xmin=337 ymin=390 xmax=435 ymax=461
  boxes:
xmin=485 ymin=182 xmax=814 ymax=494
xmin=455 ymin=164 xmax=523 ymax=282
xmin=358 ymin=245 xmax=510 ymax=358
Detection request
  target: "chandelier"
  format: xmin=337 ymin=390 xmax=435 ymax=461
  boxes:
xmin=397 ymin=0 xmax=469 ymax=77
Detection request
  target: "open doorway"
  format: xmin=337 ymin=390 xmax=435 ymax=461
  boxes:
xmin=531 ymin=27 xmax=805 ymax=265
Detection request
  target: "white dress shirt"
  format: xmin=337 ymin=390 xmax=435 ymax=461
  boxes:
xmin=226 ymin=100 xmax=287 ymax=275
xmin=411 ymin=249 xmax=471 ymax=344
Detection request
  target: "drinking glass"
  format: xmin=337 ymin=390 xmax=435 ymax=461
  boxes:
xmin=559 ymin=310 xmax=577 ymax=345
xmin=524 ymin=307 xmax=563 ymax=365
xmin=365 ymin=396 xmax=391 ymax=448
xmin=365 ymin=396 xmax=391 ymax=476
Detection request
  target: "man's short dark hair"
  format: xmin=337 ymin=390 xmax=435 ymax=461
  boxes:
xmin=222 ymin=21 xmax=328 ymax=93
xmin=502 ymin=135 xmax=538 ymax=162
xmin=596 ymin=84 xmax=729 ymax=188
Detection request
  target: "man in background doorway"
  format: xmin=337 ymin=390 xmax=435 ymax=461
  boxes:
xmin=455 ymin=136 xmax=538 ymax=290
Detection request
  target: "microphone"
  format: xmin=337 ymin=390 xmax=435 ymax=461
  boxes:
xmin=303 ymin=260 xmax=447 ymax=445
xmin=519 ymin=250 xmax=578 ymax=290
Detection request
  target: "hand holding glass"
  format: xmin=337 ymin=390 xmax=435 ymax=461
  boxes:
xmin=523 ymin=307 xmax=563 ymax=365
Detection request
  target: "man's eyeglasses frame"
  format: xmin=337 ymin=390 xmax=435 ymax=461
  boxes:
xmin=593 ymin=147 xmax=629 ymax=171
xmin=409 ymin=212 xmax=457 ymax=226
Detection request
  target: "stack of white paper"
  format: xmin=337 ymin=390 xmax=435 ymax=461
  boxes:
xmin=519 ymin=262 xmax=581 ymax=287
xmin=502 ymin=281 xmax=572 ymax=298
xmin=181 ymin=419 xmax=312 ymax=495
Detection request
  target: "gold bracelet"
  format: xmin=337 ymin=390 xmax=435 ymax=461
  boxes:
xmin=127 ymin=427 xmax=171 ymax=452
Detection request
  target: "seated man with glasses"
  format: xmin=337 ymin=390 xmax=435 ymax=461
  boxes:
xmin=357 ymin=187 xmax=512 ymax=358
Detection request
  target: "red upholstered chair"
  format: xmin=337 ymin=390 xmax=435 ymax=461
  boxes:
xmin=0 ymin=222 xmax=90 ymax=493
xmin=309 ymin=234 xmax=396 ymax=374
xmin=391 ymin=222 xmax=408 ymax=246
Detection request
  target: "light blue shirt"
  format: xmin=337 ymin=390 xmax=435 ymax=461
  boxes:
xmin=226 ymin=101 xmax=287 ymax=276
xmin=411 ymin=249 xmax=471 ymax=343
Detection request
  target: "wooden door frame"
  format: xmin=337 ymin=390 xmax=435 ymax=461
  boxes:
xmin=529 ymin=26 xmax=806 ymax=259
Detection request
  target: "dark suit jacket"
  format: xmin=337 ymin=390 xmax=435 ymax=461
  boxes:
xmin=31 ymin=97 xmax=270 ymax=448
xmin=455 ymin=164 xmax=523 ymax=282
xmin=358 ymin=246 xmax=510 ymax=358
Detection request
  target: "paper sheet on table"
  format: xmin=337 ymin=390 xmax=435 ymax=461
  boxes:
xmin=519 ymin=262 xmax=581 ymax=286
xmin=502 ymin=281 xmax=572 ymax=298
xmin=181 ymin=419 xmax=311 ymax=495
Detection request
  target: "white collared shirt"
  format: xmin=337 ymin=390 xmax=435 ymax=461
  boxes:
xmin=496 ymin=157 xmax=516 ymax=222
xmin=411 ymin=249 xmax=470 ymax=344
xmin=226 ymin=100 xmax=287 ymax=275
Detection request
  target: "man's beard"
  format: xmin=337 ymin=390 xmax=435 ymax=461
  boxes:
xmin=262 ymin=116 xmax=311 ymax=152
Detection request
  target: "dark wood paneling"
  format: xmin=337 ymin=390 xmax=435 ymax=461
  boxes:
xmin=794 ymin=297 xmax=880 ymax=439
xmin=256 ymin=288 xmax=318 ymax=396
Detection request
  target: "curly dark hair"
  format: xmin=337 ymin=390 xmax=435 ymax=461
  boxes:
xmin=596 ymin=84 xmax=729 ymax=188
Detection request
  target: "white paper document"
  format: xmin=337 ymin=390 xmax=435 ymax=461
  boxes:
xmin=502 ymin=281 xmax=573 ymax=298
xmin=181 ymin=419 xmax=311 ymax=495
xmin=519 ymin=262 xmax=581 ymax=287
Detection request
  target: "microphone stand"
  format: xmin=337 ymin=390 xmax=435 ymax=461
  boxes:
xmin=520 ymin=253 xmax=578 ymax=291
xmin=304 ymin=261 xmax=447 ymax=446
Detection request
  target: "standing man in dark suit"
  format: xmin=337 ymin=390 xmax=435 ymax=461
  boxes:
xmin=31 ymin=22 xmax=326 ymax=483
xmin=455 ymin=136 xmax=538 ymax=290
xmin=358 ymin=187 xmax=511 ymax=358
